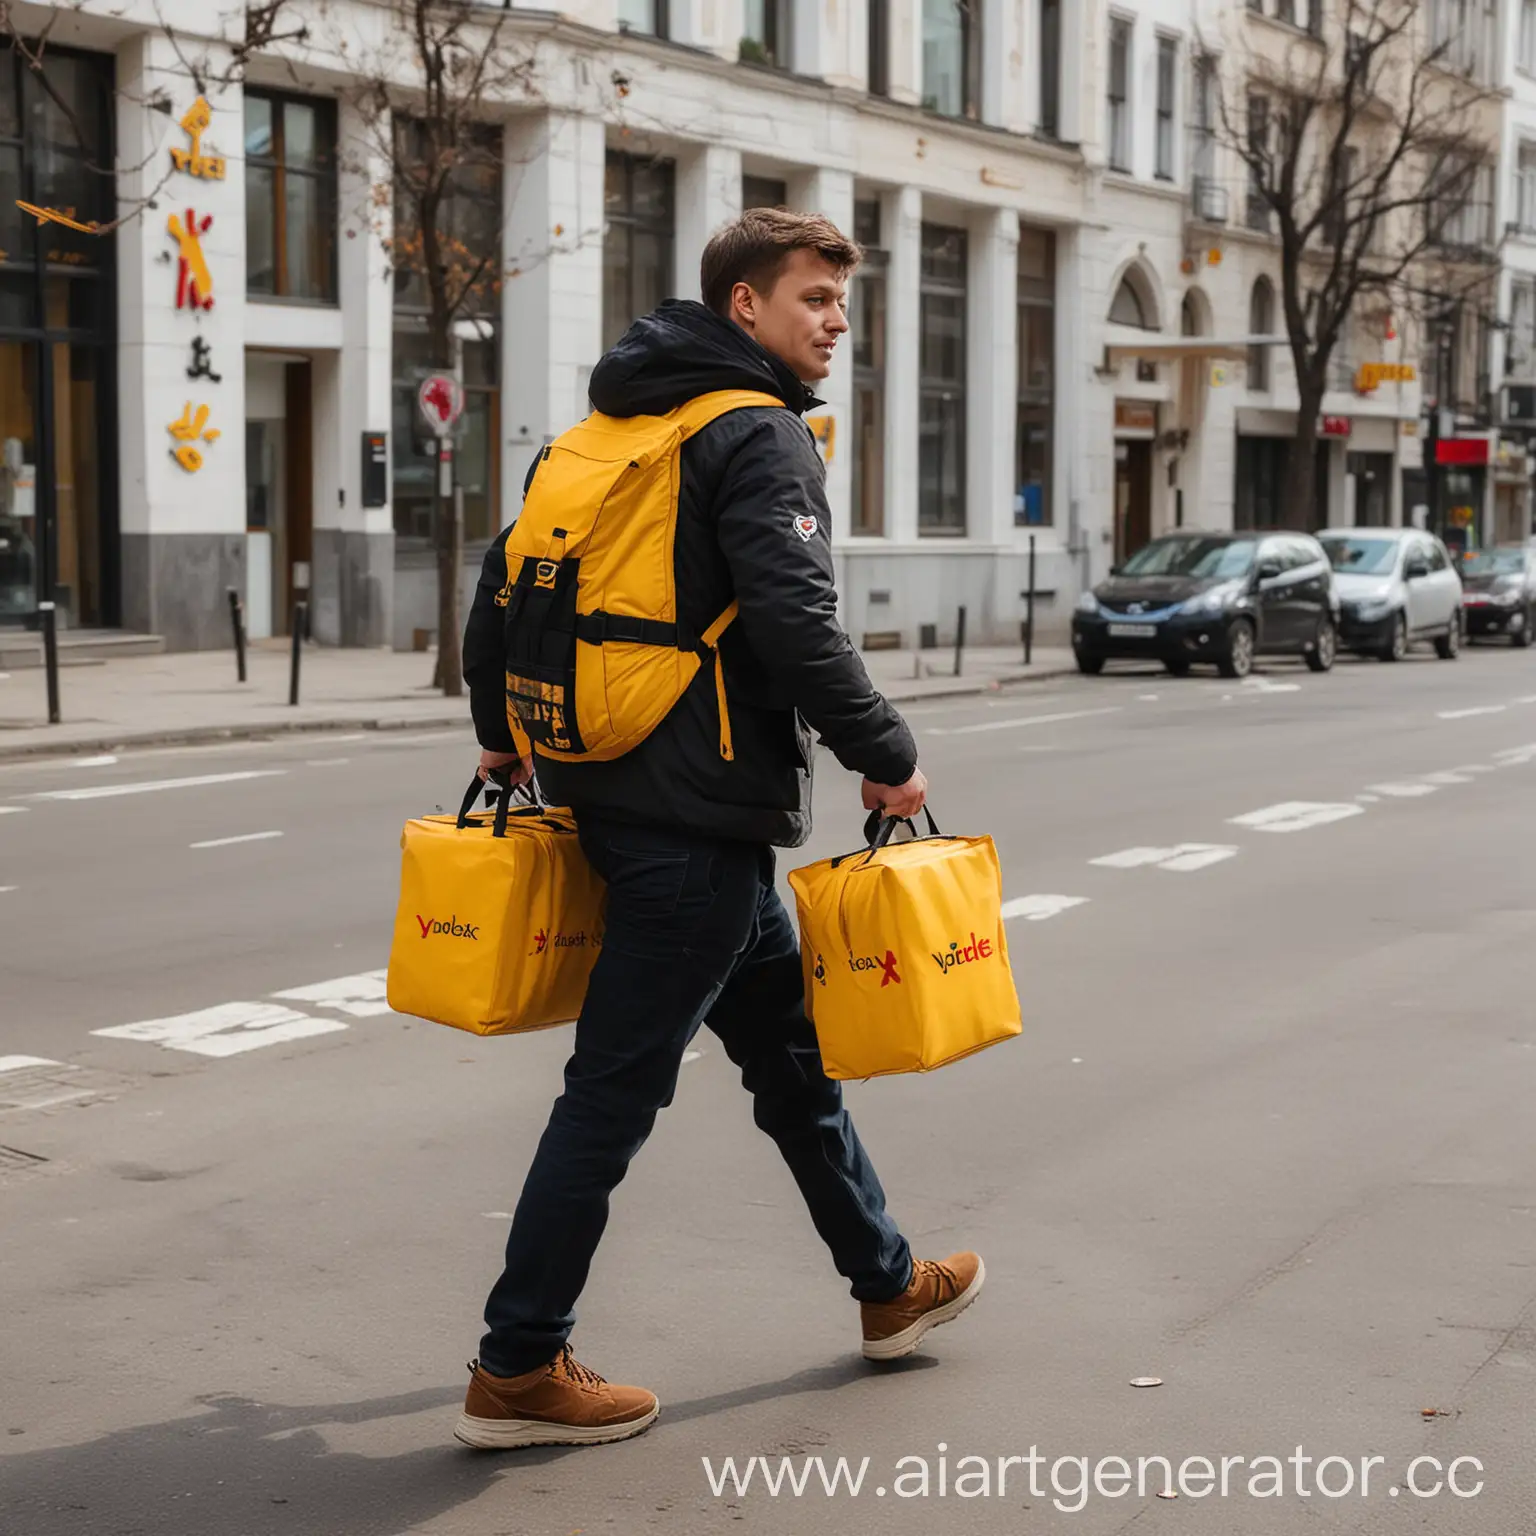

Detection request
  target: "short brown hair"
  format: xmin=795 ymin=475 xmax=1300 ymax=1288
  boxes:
xmin=700 ymin=207 xmax=862 ymax=317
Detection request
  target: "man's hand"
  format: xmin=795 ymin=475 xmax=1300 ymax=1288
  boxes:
xmin=478 ymin=748 xmax=533 ymax=788
xmin=861 ymin=767 xmax=928 ymax=820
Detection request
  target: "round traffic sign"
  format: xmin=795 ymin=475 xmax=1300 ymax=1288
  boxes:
xmin=417 ymin=373 xmax=466 ymax=436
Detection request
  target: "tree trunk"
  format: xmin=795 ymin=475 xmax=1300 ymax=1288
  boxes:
xmin=1282 ymin=377 xmax=1326 ymax=532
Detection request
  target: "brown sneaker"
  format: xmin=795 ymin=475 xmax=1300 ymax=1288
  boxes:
xmin=861 ymin=1252 xmax=985 ymax=1361
xmin=454 ymin=1346 xmax=660 ymax=1449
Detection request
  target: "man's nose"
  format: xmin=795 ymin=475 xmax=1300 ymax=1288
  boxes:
xmin=827 ymin=306 xmax=850 ymax=334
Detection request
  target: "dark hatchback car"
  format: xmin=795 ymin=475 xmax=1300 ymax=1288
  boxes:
xmin=1459 ymin=546 xmax=1536 ymax=646
xmin=1072 ymin=531 xmax=1338 ymax=679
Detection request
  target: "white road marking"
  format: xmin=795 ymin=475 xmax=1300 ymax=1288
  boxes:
xmin=929 ymin=707 xmax=1121 ymax=737
xmin=682 ymin=1049 xmax=703 ymax=1064
xmin=1001 ymin=894 xmax=1091 ymax=922
xmin=1356 ymin=794 xmax=1381 ymax=804
xmin=374 ymin=730 xmax=467 ymax=746
xmin=190 ymin=830 xmax=284 ymax=849
xmin=1514 ymin=695 xmax=1536 ymax=705
xmin=0 ymin=886 xmax=15 ymax=894
xmin=93 ymin=1001 xmax=347 ymax=1058
xmin=0 ymin=1055 xmax=61 ymax=1073
xmin=34 ymin=770 xmax=287 ymax=802
xmin=1137 ymin=694 xmax=1160 ymax=702
xmin=1229 ymin=801 xmax=1365 ymax=834
xmin=1368 ymin=781 xmax=1437 ymax=798
xmin=1422 ymin=769 xmax=1474 ymax=785
xmin=305 ymin=757 xmax=351 ymax=767
xmin=1438 ymin=705 xmax=1507 ymax=720
xmin=272 ymin=970 xmax=392 ymax=1018
xmin=1241 ymin=677 xmax=1302 ymax=694
xmin=326 ymin=733 xmax=369 ymax=743
xmin=72 ymin=754 xmax=118 ymax=767
xmin=482 ymin=1212 xmax=516 ymax=1220
xmin=1091 ymin=844 xmax=1239 ymax=873
xmin=0 ymin=806 xmax=28 ymax=815
xmin=1493 ymin=743 xmax=1536 ymax=765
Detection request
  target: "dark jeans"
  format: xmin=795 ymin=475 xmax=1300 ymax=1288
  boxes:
xmin=479 ymin=815 xmax=913 ymax=1376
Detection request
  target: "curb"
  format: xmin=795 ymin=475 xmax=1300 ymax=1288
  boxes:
xmin=0 ymin=664 xmax=1079 ymax=764
xmin=0 ymin=711 xmax=473 ymax=765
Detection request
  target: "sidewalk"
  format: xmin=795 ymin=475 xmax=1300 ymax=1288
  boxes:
xmin=0 ymin=638 xmax=1077 ymax=761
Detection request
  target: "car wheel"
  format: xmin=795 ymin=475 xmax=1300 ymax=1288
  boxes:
xmin=1434 ymin=612 xmax=1461 ymax=660
xmin=1514 ymin=606 xmax=1534 ymax=648
xmin=1164 ymin=658 xmax=1192 ymax=677
xmin=1378 ymin=611 xmax=1408 ymax=663
xmin=1076 ymin=653 xmax=1105 ymax=676
xmin=1217 ymin=619 xmax=1255 ymax=679
xmin=1305 ymin=616 xmax=1337 ymax=673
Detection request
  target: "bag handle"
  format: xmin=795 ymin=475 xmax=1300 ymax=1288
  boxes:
xmin=456 ymin=769 xmax=543 ymax=837
xmin=830 ymin=808 xmax=944 ymax=868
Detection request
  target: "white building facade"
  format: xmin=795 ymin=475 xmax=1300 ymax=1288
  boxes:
xmin=0 ymin=0 xmax=1490 ymax=654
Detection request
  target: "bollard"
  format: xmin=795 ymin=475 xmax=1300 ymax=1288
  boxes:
xmin=289 ymin=601 xmax=307 ymax=707
xmin=1024 ymin=535 xmax=1037 ymax=666
xmin=39 ymin=600 xmax=60 ymax=725
xmin=952 ymin=604 xmax=967 ymax=678
xmin=227 ymin=586 xmax=247 ymax=683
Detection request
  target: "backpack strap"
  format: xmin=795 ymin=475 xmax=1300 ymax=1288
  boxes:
xmin=670 ymin=389 xmax=784 ymax=439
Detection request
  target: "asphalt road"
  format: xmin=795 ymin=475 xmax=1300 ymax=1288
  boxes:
xmin=4 ymin=643 xmax=1536 ymax=1536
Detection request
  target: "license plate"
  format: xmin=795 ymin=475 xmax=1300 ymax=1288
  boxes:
xmin=1108 ymin=623 xmax=1158 ymax=638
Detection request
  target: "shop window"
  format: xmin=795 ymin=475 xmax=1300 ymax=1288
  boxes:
xmin=851 ymin=198 xmax=887 ymax=535
xmin=1016 ymin=228 xmax=1055 ymax=526
xmin=603 ymin=151 xmax=675 ymax=352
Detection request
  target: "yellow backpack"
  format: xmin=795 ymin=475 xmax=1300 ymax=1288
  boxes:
xmin=496 ymin=389 xmax=783 ymax=763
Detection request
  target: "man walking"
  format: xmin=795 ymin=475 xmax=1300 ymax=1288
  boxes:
xmin=457 ymin=209 xmax=982 ymax=1450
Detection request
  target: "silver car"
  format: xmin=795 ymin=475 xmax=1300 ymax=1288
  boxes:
xmin=1317 ymin=528 xmax=1462 ymax=662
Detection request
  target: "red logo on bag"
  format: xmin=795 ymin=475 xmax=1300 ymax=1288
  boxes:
xmin=930 ymin=932 xmax=994 ymax=976
xmin=851 ymin=949 xmax=903 ymax=986
xmin=531 ymin=928 xmax=549 ymax=955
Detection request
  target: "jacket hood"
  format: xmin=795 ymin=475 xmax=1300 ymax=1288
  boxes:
xmin=588 ymin=299 xmax=821 ymax=419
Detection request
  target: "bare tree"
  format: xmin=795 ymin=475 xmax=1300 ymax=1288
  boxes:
xmin=1207 ymin=0 xmax=1501 ymax=529
xmin=348 ymin=1 xmax=540 ymax=697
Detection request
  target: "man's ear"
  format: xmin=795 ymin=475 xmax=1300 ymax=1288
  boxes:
xmin=730 ymin=280 xmax=757 ymax=331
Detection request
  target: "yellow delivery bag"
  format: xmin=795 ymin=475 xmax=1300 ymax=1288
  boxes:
xmin=386 ymin=775 xmax=606 ymax=1035
xmin=787 ymin=811 xmax=1021 ymax=1080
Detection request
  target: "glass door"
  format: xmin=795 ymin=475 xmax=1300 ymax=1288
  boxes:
xmin=0 ymin=338 xmax=38 ymax=619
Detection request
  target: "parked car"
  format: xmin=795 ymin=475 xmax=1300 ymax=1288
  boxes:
xmin=1071 ymin=530 xmax=1338 ymax=679
xmin=1459 ymin=546 xmax=1536 ymax=647
xmin=1317 ymin=528 xmax=1461 ymax=662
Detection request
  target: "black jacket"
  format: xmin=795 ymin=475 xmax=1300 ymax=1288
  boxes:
xmin=462 ymin=299 xmax=917 ymax=847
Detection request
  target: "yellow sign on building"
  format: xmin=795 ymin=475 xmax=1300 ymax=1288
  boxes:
xmin=1355 ymin=362 xmax=1416 ymax=394
xmin=170 ymin=98 xmax=227 ymax=181
xmin=168 ymin=402 xmax=221 ymax=472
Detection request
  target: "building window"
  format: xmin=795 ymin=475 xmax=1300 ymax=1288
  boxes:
xmin=1038 ymin=0 xmax=1060 ymax=138
xmin=1518 ymin=143 xmax=1536 ymax=232
xmin=1015 ymin=228 xmax=1055 ymax=527
xmin=1153 ymin=36 xmax=1177 ymax=180
xmin=1246 ymin=93 xmax=1271 ymax=231
xmin=742 ymin=174 xmax=788 ymax=209
xmin=603 ymin=151 xmax=675 ymax=353
xmin=850 ymin=198 xmax=886 ymax=536
xmin=1109 ymin=270 xmax=1153 ymax=328
xmin=1248 ymin=277 xmax=1275 ymax=392
xmin=390 ymin=121 xmax=503 ymax=544
xmin=922 ymin=0 xmax=979 ymax=119
xmin=919 ymin=223 xmax=967 ymax=535
xmin=741 ymin=0 xmax=793 ymax=67
xmin=1509 ymin=279 xmax=1536 ymax=376
xmin=1428 ymin=0 xmax=1490 ymax=79
xmin=616 ymin=0 xmax=669 ymax=36
xmin=1434 ymin=159 xmax=1494 ymax=251
xmin=869 ymin=0 xmax=890 ymax=95
xmin=1107 ymin=17 xmax=1131 ymax=172
xmin=245 ymin=91 xmax=338 ymax=302
xmin=1523 ymin=0 xmax=1536 ymax=73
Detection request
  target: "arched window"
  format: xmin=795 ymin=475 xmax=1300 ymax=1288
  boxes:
xmin=1248 ymin=277 xmax=1275 ymax=392
xmin=1112 ymin=273 xmax=1148 ymax=327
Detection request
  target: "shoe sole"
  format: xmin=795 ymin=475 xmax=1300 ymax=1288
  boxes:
xmin=862 ymin=1258 xmax=986 ymax=1362
xmin=454 ymin=1402 xmax=660 ymax=1450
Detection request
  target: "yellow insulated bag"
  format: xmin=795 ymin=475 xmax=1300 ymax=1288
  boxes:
xmin=787 ymin=812 xmax=1022 ymax=1080
xmin=495 ymin=389 xmax=784 ymax=764
xmin=386 ymin=776 xmax=607 ymax=1036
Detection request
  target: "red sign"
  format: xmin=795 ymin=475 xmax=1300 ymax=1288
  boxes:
xmin=417 ymin=374 xmax=466 ymax=436
xmin=1319 ymin=416 xmax=1352 ymax=438
xmin=1435 ymin=438 xmax=1491 ymax=467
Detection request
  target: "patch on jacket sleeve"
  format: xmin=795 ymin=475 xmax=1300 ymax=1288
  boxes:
xmin=791 ymin=514 xmax=819 ymax=542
